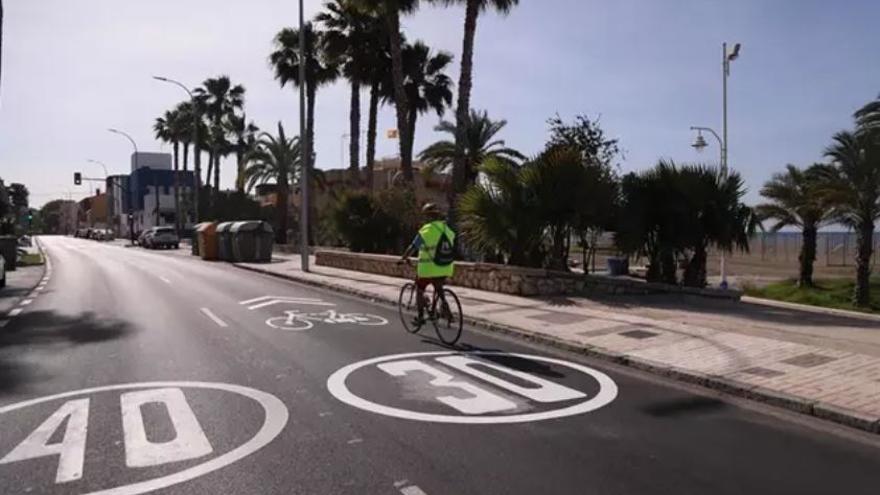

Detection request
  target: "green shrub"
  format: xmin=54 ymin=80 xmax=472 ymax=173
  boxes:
xmin=332 ymin=188 xmax=418 ymax=254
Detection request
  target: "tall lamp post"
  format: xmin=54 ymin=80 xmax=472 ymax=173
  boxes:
xmin=298 ymin=0 xmax=310 ymax=272
xmin=108 ymin=128 xmax=147 ymax=233
xmin=153 ymin=76 xmax=201 ymax=225
xmin=688 ymin=41 xmax=741 ymax=290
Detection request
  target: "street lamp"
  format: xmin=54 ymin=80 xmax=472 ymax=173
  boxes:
xmin=688 ymin=41 xmax=741 ymax=290
xmin=108 ymin=128 xmax=147 ymax=236
xmin=298 ymin=0 xmax=310 ymax=272
xmin=153 ymin=75 xmax=201 ymax=225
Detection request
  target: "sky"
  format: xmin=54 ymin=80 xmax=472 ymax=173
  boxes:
xmin=1 ymin=0 xmax=879 ymax=208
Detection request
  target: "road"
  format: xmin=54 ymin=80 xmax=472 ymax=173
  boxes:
xmin=0 ymin=235 xmax=878 ymax=495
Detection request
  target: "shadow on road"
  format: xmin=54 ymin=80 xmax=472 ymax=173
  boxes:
xmin=0 ymin=310 xmax=135 ymax=393
xmin=640 ymin=396 xmax=727 ymax=417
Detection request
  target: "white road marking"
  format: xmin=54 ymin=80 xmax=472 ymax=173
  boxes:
xmin=20 ymin=299 xmax=33 ymax=306
xmin=0 ymin=398 xmax=90 ymax=483
xmin=34 ymin=286 xmax=44 ymax=292
xmin=120 ymin=388 xmax=213 ymax=467
xmin=200 ymin=308 xmax=228 ymax=328
xmin=327 ymin=351 xmax=619 ymax=424
xmin=9 ymin=308 xmax=23 ymax=317
xmin=239 ymin=295 xmax=325 ymax=305
xmin=346 ymin=438 xmax=363 ymax=445
xmin=0 ymin=382 xmax=289 ymax=495
xmin=247 ymin=299 xmax=335 ymax=310
xmin=158 ymin=276 xmax=171 ymax=284
xmin=400 ymin=486 xmax=429 ymax=495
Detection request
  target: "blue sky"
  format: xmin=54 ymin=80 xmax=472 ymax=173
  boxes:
xmin=1 ymin=0 xmax=879 ymax=207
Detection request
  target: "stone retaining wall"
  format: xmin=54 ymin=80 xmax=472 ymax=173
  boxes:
xmin=315 ymin=250 xmax=741 ymax=300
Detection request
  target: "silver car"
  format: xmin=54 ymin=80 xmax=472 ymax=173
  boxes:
xmin=145 ymin=227 xmax=179 ymax=249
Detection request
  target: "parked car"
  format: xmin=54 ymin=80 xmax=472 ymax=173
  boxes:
xmin=0 ymin=254 xmax=5 ymax=288
xmin=144 ymin=227 xmax=179 ymax=249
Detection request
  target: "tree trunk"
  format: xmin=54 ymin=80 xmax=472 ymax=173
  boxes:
xmin=366 ymin=79 xmax=379 ymax=192
xmin=798 ymin=224 xmax=817 ymax=288
xmin=206 ymin=151 xmax=214 ymax=192
xmin=205 ymin=150 xmax=214 ymax=216
xmin=306 ymin=82 xmax=317 ymax=245
xmin=661 ymin=248 xmax=677 ymax=285
xmin=182 ymin=142 xmax=189 ymax=173
xmin=385 ymin=13 xmax=412 ymax=182
xmin=236 ymin=151 xmax=245 ymax=194
xmin=405 ymin=108 xmax=418 ymax=180
xmin=853 ymin=220 xmax=874 ymax=307
xmin=213 ymin=153 xmax=221 ymax=192
xmin=172 ymin=141 xmax=181 ymax=235
xmin=450 ymin=0 xmax=480 ymax=203
xmin=683 ymin=246 xmax=708 ymax=288
xmin=349 ymin=79 xmax=361 ymax=186
xmin=277 ymin=179 xmax=289 ymax=245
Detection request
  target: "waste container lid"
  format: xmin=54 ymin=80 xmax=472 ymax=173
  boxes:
xmin=216 ymin=222 xmax=236 ymax=232
xmin=195 ymin=222 xmax=218 ymax=232
xmin=230 ymin=220 xmax=273 ymax=234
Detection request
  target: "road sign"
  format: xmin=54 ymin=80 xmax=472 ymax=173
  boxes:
xmin=327 ymin=351 xmax=618 ymax=424
xmin=0 ymin=382 xmax=288 ymax=495
xmin=239 ymin=295 xmax=336 ymax=310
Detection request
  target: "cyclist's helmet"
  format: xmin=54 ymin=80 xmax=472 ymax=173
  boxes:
xmin=422 ymin=202 xmax=442 ymax=219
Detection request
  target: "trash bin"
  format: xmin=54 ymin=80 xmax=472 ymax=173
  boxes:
xmin=606 ymin=256 xmax=629 ymax=276
xmin=196 ymin=222 xmax=219 ymax=260
xmin=0 ymin=236 xmax=17 ymax=272
xmin=192 ymin=223 xmax=208 ymax=256
xmin=231 ymin=221 xmax=275 ymax=263
xmin=216 ymin=222 xmax=236 ymax=261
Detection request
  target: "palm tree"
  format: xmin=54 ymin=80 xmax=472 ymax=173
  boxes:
xmin=419 ymin=109 xmax=523 ymax=183
xmin=270 ymin=23 xmax=339 ymax=177
xmin=194 ymin=76 xmax=245 ymax=192
xmin=228 ymin=114 xmax=259 ymax=193
xmin=432 ymin=0 xmax=519 ymax=197
xmin=244 ymin=123 xmax=302 ymax=244
xmin=756 ymin=164 xmax=831 ymax=287
xmin=821 ymin=130 xmax=880 ymax=307
xmin=153 ymin=109 xmax=183 ymax=233
xmin=318 ymin=0 xmax=381 ymax=184
xmin=353 ymin=0 xmax=421 ymax=182
xmin=855 ymin=93 xmax=880 ymax=133
xmin=393 ymin=41 xmax=454 ymax=171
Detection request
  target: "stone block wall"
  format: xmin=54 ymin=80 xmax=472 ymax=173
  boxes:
xmin=315 ymin=250 xmax=742 ymax=300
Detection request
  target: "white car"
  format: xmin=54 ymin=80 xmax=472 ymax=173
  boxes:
xmin=144 ymin=227 xmax=179 ymax=249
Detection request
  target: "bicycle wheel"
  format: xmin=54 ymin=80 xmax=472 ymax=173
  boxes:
xmin=265 ymin=315 xmax=314 ymax=331
xmin=432 ymin=288 xmax=463 ymax=345
xmin=398 ymin=283 xmax=422 ymax=334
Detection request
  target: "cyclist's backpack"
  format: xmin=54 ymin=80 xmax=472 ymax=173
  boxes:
xmin=433 ymin=228 xmax=456 ymax=266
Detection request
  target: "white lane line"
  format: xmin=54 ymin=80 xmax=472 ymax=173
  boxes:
xmin=9 ymin=308 xmax=23 ymax=317
xmin=158 ymin=276 xmax=172 ymax=284
xmin=346 ymin=438 xmax=363 ymax=445
xmin=0 ymin=320 xmax=9 ymax=328
xmin=239 ymin=295 xmax=324 ymax=305
xmin=400 ymin=486 xmax=428 ymax=495
xmin=20 ymin=299 xmax=33 ymax=306
xmin=34 ymin=286 xmax=44 ymax=292
xmin=200 ymin=308 xmax=228 ymax=328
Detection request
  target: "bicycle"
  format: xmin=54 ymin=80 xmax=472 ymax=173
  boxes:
xmin=266 ymin=309 xmax=388 ymax=332
xmin=396 ymin=260 xmax=464 ymax=345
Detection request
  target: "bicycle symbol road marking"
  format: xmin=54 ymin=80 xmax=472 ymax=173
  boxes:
xmin=266 ymin=309 xmax=389 ymax=331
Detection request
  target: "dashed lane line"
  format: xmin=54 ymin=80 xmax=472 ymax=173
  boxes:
xmin=20 ymin=299 xmax=33 ymax=306
xmin=8 ymin=308 xmax=23 ymax=317
xmin=200 ymin=308 xmax=229 ymax=328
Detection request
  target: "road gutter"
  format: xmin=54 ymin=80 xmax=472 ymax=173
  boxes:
xmin=232 ymin=262 xmax=880 ymax=436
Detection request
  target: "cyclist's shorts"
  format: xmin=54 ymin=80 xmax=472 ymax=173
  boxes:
xmin=416 ymin=277 xmax=447 ymax=290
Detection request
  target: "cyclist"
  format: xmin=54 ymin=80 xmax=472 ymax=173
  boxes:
xmin=398 ymin=203 xmax=456 ymax=325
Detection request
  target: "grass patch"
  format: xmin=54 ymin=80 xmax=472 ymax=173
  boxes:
xmin=17 ymin=252 xmax=44 ymax=266
xmin=743 ymin=278 xmax=880 ymax=314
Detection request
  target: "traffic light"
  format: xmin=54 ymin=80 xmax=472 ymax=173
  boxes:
xmin=74 ymin=172 xmax=82 ymax=185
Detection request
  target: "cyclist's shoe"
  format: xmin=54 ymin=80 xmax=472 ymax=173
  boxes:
xmin=411 ymin=316 xmax=426 ymax=327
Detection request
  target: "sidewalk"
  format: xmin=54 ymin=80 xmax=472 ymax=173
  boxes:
xmin=235 ymin=253 xmax=880 ymax=434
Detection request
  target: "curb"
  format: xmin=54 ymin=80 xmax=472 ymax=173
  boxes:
xmin=233 ymin=262 xmax=880 ymax=436
xmin=741 ymin=295 xmax=880 ymax=323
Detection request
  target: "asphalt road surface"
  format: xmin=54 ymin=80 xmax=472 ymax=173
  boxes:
xmin=1 ymin=236 xmax=878 ymax=495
